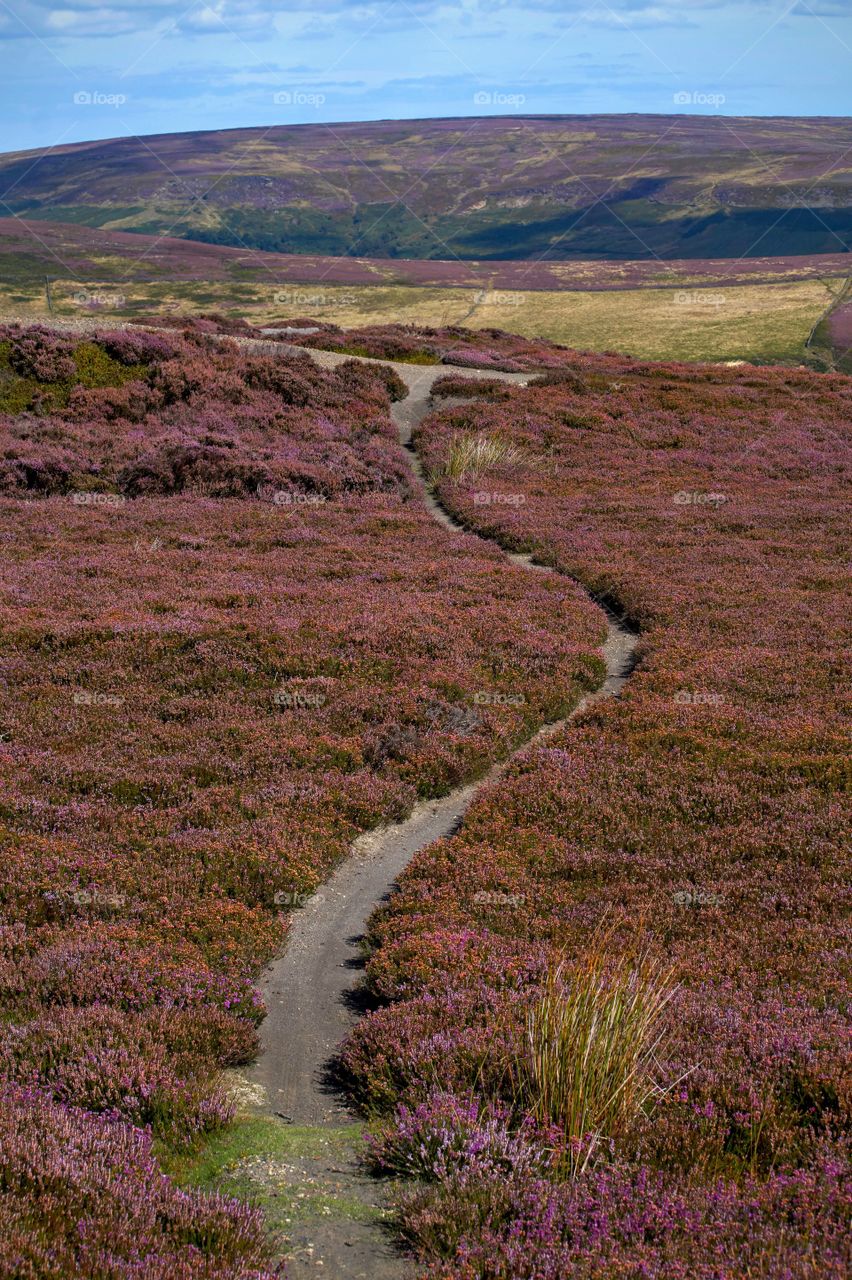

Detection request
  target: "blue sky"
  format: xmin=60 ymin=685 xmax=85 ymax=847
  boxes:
xmin=1 ymin=0 xmax=850 ymax=152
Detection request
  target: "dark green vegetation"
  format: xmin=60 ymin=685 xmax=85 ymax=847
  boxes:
xmin=2 ymin=115 xmax=849 ymax=262
xmin=0 ymin=334 xmax=145 ymax=413
xmin=2 ymin=217 xmax=847 ymax=298
xmin=185 ymin=203 xmax=852 ymax=261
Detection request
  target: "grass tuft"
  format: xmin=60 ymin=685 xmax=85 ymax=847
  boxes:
xmin=438 ymin=432 xmax=534 ymax=481
xmin=517 ymin=943 xmax=677 ymax=1175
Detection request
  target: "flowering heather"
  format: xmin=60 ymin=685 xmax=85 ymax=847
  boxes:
xmin=156 ymin=314 xmax=594 ymax=375
xmin=343 ymin=352 xmax=852 ymax=1273
xmin=0 ymin=324 xmax=603 ymax=1271
xmin=288 ymin=322 xmax=588 ymax=372
xmin=421 ymin=1149 xmax=851 ymax=1279
xmin=0 ymin=1086 xmax=274 ymax=1279
xmin=430 ymin=375 xmax=518 ymax=402
xmin=0 ymin=323 xmax=410 ymax=497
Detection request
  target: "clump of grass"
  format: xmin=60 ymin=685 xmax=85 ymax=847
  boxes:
xmin=0 ymin=335 xmax=146 ymax=413
xmin=518 ymin=943 xmax=677 ymax=1175
xmin=73 ymin=341 xmax=147 ymax=388
xmin=438 ymin=431 xmax=534 ymax=481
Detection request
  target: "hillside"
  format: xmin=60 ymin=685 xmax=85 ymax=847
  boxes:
xmin=3 ymin=218 xmax=848 ymax=293
xmin=2 ymin=115 xmax=850 ymax=261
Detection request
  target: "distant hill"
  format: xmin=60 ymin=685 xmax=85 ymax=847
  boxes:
xmin=1 ymin=115 xmax=850 ymax=262
xmin=1 ymin=218 xmax=848 ymax=293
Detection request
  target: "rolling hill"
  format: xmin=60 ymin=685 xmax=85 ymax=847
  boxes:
xmin=1 ymin=114 xmax=850 ymax=262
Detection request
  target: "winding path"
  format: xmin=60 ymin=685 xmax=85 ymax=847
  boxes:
xmin=240 ymin=350 xmax=639 ymax=1275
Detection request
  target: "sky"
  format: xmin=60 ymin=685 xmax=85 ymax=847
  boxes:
xmin=0 ymin=0 xmax=850 ymax=153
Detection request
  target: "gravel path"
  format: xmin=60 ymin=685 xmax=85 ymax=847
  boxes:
xmin=238 ymin=351 xmax=638 ymax=1278
xmin=246 ymin=354 xmax=637 ymax=1125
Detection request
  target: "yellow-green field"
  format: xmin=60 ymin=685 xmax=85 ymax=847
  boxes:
xmin=468 ymin=278 xmax=846 ymax=364
xmin=1 ymin=273 xmax=846 ymax=365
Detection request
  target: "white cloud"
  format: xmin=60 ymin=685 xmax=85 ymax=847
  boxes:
xmin=1 ymin=0 xmax=276 ymax=39
xmin=43 ymin=7 xmax=142 ymax=35
xmin=8 ymin=0 xmax=841 ymax=45
xmin=576 ymin=6 xmax=699 ymax=27
xmin=175 ymin=1 xmax=275 ymax=38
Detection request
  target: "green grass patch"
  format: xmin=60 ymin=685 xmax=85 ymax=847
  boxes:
xmin=0 ymin=336 xmax=147 ymax=412
xmin=338 ymin=342 xmax=439 ymax=365
xmin=162 ymin=1113 xmax=385 ymax=1250
xmin=165 ymin=1116 xmax=365 ymax=1188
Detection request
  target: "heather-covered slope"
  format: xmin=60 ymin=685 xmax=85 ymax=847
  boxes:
xmin=0 ymin=325 xmax=603 ymax=1274
xmin=342 ymin=351 xmax=852 ymax=1277
xmin=289 ymin=320 xmax=619 ymax=370
xmin=2 ymin=115 xmax=850 ymax=261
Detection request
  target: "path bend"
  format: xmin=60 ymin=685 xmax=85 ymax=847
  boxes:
xmin=245 ymin=353 xmax=638 ymax=1127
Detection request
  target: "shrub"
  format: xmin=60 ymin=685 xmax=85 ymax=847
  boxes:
xmin=0 ymin=1086 xmax=274 ymax=1279
xmin=0 ymin=321 xmax=608 ymax=1274
xmin=6 ymin=327 xmax=78 ymax=383
xmin=343 ymin=343 xmax=851 ymax=1274
xmin=334 ymin=358 xmax=409 ymax=403
xmin=96 ymin=329 xmax=180 ymax=366
xmin=431 ymin=375 xmax=514 ymax=401
xmin=0 ymin=329 xmax=414 ymax=498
